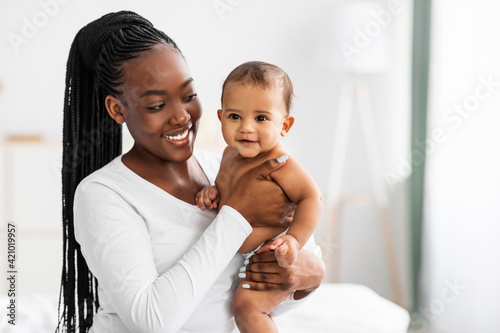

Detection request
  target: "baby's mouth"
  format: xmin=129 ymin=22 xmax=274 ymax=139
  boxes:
xmin=238 ymin=139 xmax=257 ymax=146
xmin=162 ymin=124 xmax=192 ymax=141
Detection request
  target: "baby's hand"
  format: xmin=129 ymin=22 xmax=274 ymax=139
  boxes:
xmin=269 ymin=234 xmax=300 ymax=268
xmin=195 ymin=185 xmax=220 ymax=210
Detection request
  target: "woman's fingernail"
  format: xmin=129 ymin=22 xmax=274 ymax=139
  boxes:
xmin=239 ymin=266 xmax=246 ymax=272
xmin=238 ymin=273 xmax=246 ymax=278
xmin=277 ymin=155 xmax=289 ymax=163
xmin=242 ymin=284 xmax=250 ymax=289
xmin=244 ymin=259 xmax=249 ymax=265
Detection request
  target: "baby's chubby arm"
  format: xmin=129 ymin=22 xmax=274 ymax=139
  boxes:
xmin=195 ymin=185 xmax=220 ymax=210
xmin=195 ymin=147 xmax=232 ymax=211
xmin=258 ymin=155 xmax=323 ymax=267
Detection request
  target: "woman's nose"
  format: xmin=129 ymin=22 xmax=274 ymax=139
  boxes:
xmin=168 ymin=103 xmax=190 ymax=125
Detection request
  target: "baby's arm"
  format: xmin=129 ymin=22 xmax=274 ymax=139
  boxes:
xmin=261 ymin=156 xmax=323 ymax=267
xmin=195 ymin=185 xmax=220 ymax=210
xmin=195 ymin=147 xmax=234 ymax=210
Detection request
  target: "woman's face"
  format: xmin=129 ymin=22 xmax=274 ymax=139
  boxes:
xmin=108 ymin=43 xmax=202 ymax=163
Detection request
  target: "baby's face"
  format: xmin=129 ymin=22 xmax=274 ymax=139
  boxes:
xmin=218 ymin=83 xmax=293 ymax=158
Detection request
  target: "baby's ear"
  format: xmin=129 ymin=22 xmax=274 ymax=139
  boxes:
xmin=281 ymin=115 xmax=295 ymax=137
xmin=217 ymin=109 xmax=222 ymax=121
xmin=105 ymin=95 xmax=126 ymax=124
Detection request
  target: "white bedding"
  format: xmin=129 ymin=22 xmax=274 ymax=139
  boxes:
xmin=275 ymin=283 xmax=410 ymax=333
xmin=0 ymin=283 xmax=409 ymax=332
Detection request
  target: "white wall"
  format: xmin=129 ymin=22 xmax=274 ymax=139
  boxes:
xmin=0 ymin=0 xmax=412 ymax=310
xmin=422 ymin=1 xmax=500 ymax=332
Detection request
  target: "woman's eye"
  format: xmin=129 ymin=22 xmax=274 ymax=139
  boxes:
xmin=229 ymin=114 xmax=240 ymax=120
xmin=183 ymin=93 xmax=198 ymax=102
xmin=256 ymin=115 xmax=267 ymax=122
xmin=146 ymin=103 xmax=165 ymax=111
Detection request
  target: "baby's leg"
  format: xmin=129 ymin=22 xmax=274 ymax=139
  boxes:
xmin=233 ymin=280 xmax=290 ymax=333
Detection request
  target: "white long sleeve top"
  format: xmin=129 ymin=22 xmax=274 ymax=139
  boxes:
xmin=74 ymin=151 xmax=312 ymax=333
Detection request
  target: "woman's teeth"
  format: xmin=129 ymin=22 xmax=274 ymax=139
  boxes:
xmin=162 ymin=129 xmax=189 ymax=140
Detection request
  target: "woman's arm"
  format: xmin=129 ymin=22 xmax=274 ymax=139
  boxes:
xmin=74 ymin=181 xmax=251 ymax=333
xmin=74 ymin=157 xmax=290 ymax=333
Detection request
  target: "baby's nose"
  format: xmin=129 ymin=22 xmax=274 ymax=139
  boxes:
xmin=239 ymin=120 xmax=254 ymax=133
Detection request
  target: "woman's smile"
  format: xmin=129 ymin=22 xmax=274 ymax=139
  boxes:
xmin=162 ymin=124 xmax=193 ymax=146
xmin=162 ymin=123 xmax=192 ymax=140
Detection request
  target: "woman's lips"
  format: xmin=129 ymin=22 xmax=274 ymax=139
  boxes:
xmin=162 ymin=124 xmax=192 ymax=145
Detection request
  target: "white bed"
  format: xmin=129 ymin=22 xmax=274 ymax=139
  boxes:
xmin=275 ymin=283 xmax=410 ymax=332
xmin=0 ymin=283 xmax=409 ymax=332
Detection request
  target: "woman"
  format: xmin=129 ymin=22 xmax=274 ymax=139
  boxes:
xmin=57 ymin=11 xmax=324 ymax=333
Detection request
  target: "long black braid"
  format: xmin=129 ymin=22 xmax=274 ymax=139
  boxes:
xmin=57 ymin=11 xmax=180 ymax=333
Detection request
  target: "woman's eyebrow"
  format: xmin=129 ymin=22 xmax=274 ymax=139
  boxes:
xmin=140 ymin=90 xmax=166 ymax=98
xmin=182 ymin=77 xmax=194 ymax=89
xmin=140 ymin=78 xmax=194 ymax=98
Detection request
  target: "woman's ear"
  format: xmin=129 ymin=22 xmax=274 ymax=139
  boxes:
xmin=105 ymin=95 xmax=126 ymax=124
xmin=217 ymin=109 xmax=222 ymax=121
xmin=281 ymin=115 xmax=295 ymax=137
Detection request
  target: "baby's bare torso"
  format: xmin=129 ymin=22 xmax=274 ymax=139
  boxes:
xmin=216 ymin=144 xmax=289 ymax=253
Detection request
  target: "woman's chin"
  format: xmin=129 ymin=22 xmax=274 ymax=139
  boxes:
xmin=165 ymin=146 xmax=195 ymax=163
xmin=159 ymin=132 xmax=197 ymax=160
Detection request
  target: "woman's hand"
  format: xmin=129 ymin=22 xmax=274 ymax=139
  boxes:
xmin=242 ymin=244 xmax=325 ymax=299
xmin=225 ymin=156 xmax=295 ymax=227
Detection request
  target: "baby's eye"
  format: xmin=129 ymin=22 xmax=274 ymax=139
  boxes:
xmin=146 ymin=103 xmax=165 ymax=111
xmin=229 ymin=114 xmax=240 ymax=120
xmin=256 ymin=115 xmax=267 ymax=122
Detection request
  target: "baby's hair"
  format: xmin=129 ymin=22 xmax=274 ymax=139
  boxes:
xmin=58 ymin=11 xmax=179 ymax=333
xmin=221 ymin=61 xmax=294 ymax=114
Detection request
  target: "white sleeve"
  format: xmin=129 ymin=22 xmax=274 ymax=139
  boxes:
xmin=74 ymin=180 xmax=251 ymax=333
xmin=270 ymin=235 xmax=322 ymax=317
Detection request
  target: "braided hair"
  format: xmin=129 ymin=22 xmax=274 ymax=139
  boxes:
xmin=57 ymin=11 xmax=180 ymax=332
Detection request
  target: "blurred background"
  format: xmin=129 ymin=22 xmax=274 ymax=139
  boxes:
xmin=0 ymin=0 xmax=499 ymax=332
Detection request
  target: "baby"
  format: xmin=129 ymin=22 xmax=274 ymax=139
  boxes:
xmin=195 ymin=61 xmax=323 ymax=332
